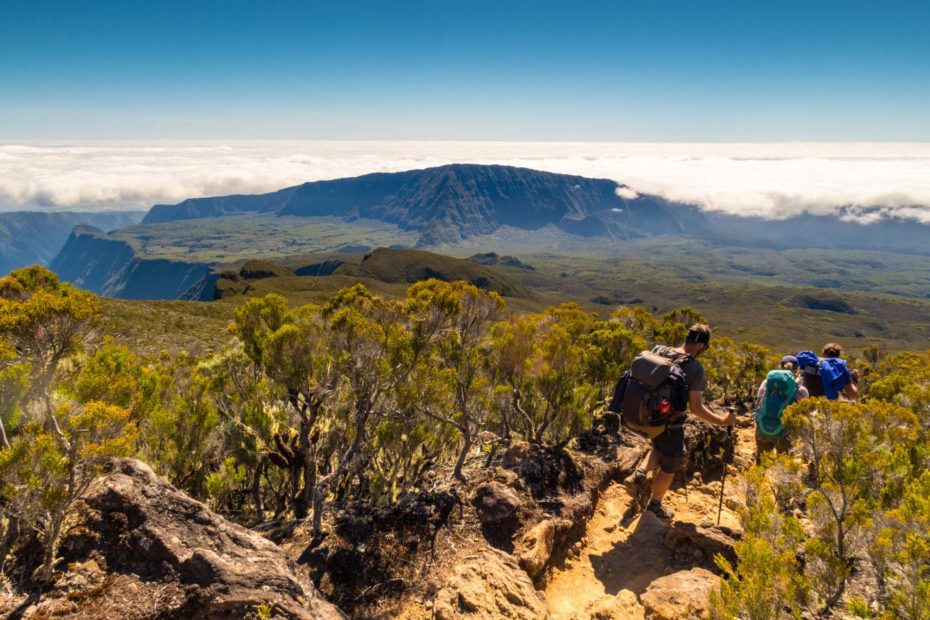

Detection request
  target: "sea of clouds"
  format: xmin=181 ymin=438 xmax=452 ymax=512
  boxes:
xmin=2 ymin=141 xmax=929 ymax=222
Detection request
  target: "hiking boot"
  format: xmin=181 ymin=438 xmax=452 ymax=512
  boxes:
xmin=646 ymin=499 xmax=674 ymax=521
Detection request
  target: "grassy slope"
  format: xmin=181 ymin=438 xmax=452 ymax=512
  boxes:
xmin=100 ymin=253 xmax=930 ymax=357
xmin=99 ymin=298 xmax=235 ymax=356
xmin=337 ymin=247 xmax=530 ymax=298
xmin=108 ymin=214 xmax=420 ymax=263
xmin=503 ymin=253 xmax=930 ymax=349
xmin=437 ymin=234 xmax=930 ymax=300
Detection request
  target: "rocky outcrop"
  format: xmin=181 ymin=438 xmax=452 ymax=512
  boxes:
xmin=289 ymin=422 xmax=729 ymax=618
xmin=57 ymin=458 xmax=344 ymax=619
xmin=467 ymin=253 xmax=535 ymax=270
xmin=639 ymin=567 xmax=720 ymax=620
xmin=664 ymin=522 xmax=742 ymax=567
xmin=518 ymin=518 xmax=563 ymax=579
xmin=683 ymin=418 xmax=734 ymax=476
xmin=193 ymin=260 xmax=295 ymax=301
xmin=432 ymin=549 xmax=548 ymax=620
xmin=472 ymin=481 xmax=524 ymax=524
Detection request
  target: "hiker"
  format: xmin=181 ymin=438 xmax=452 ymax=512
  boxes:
xmin=754 ymin=355 xmax=809 ymax=463
xmin=797 ymin=343 xmax=859 ymax=401
xmin=612 ymin=324 xmax=736 ymax=520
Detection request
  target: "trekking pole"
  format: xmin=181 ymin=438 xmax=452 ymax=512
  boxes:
xmin=681 ymin=461 xmax=688 ymax=505
xmin=717 ymin=425 xmax=733 ymax=526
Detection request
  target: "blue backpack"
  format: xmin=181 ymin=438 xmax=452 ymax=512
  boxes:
xmin=755 ymin=369 xmax=797 ymax=439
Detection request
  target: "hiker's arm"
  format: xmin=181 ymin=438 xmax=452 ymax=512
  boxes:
xmin=688 ymin=391 xmax=735 ymax=426
xmin=755 ymin=381 xmax=766 ymax=409
xmin=845 ymin=381 xmax=858 ymax=400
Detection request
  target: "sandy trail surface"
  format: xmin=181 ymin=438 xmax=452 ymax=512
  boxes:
xmin=544 ymin=424 xmax=755 ymax=619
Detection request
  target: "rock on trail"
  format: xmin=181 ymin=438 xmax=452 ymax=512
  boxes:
xmin=640 ymin=567 xmax=722 ymax=620
xmin=433 ymin=548 xmax=549 ymax=620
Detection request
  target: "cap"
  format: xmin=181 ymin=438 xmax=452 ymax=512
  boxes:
xmin=781 ymin=355 xmax=799 ymax=368
xmin=687 ymin=329 xmax=711 ymax=345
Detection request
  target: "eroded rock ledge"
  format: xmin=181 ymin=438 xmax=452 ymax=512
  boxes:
xmin=43 ymin=459 xmax=345 ymax=620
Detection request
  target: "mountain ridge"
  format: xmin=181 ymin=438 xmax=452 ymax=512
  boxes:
xmin=143 ymin=164 xmax=704 ymax=245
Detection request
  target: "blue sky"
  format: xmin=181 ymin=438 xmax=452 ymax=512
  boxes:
xmin=1 ymin=0 xmax=928 ymax=140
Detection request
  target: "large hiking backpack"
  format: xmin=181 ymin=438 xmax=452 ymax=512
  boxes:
xmin=608 ymin=346 xmax=690 ymax=439
xmin=755 ymin=369 xmax=797 ymax=439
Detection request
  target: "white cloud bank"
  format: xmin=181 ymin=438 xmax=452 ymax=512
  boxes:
xmin=615 ymin=186 xmax=639 ymax=200
xmin=2 ymin=141 xmax=930 ymax=223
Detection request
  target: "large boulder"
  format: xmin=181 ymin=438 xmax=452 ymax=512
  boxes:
xmin=518 ymin=518 xmax=562 ymax=579
xmin=57 ymin=458 xmax=344 ymax=620
xmin=432 ymin=548 xmax=548 ymax=620
xmin=472 ymin=481 xmax=523 ymax=524
xmin=664 ymin=522 xmax=741 ymax=566
xmin=640 ymin=567 xmax=720 ymax=620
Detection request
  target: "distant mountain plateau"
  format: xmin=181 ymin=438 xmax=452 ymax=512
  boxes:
xmin=40 ymin=164 xmax=930 ymax=301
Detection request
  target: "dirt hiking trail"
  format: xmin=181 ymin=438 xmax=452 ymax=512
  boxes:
xmin=544 ymin=423 xmax=756 ymax=619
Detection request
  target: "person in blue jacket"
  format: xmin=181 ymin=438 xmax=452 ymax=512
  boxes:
xmin=798 ymin=343 xmax=859 ymax=401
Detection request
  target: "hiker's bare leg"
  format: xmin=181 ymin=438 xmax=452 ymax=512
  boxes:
xmin=650 ymin=470 xmax=674 ymax=501
xmin=638 ymin=448 xmax=659 ymax=473
xmin=647 ymin=449 xmax=660 ymax=472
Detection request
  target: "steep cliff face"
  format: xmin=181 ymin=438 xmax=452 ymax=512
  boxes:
xmin=51 ymin=226 xmax=211 ymax=299
xmin=142 ymin=164 xmax=703 ymax=245
xmin=0 ymin=210 xmax=142 ymax=275
xmin=49 ymin=225 xmax=137 ymax=293
xmin=113 ymin=258 xmax=213 ymax=300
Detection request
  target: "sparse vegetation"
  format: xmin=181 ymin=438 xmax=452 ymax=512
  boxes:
xmin=2 ymin=263 xmax=928 ymax=617
xmin=710 ymin=352 xmax=930 ymax=618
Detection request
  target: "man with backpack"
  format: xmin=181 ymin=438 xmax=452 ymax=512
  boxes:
xmin=755 ymin=355 xmax=809 ymax=462
xmin=612 ymin=324 xmax=736 ymax=520
xmin=797 ymin=342 xmax=859 ymax=401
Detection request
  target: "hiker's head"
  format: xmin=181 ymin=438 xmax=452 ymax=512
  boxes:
xmin=780 ymin=355 xmax=799 ymax=371
xmin=822 ymin=343 xmax=843 ymax=358
xmin=684 ymin=323 xmax=711 ymax=356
